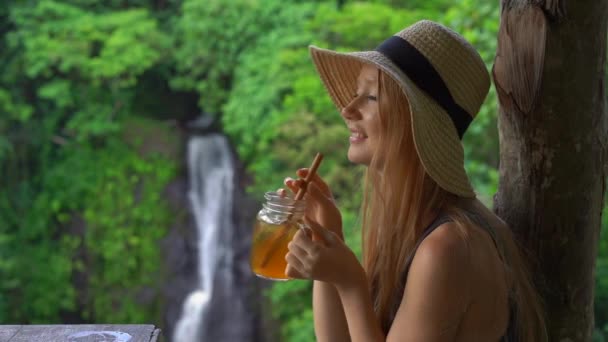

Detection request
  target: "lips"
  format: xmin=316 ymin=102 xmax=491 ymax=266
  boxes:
xmin=349 ymin=128 xmax=368 ymax=143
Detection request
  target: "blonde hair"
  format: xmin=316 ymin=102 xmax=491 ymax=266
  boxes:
xmin=360 ymin=67 xmax=547 ymax=341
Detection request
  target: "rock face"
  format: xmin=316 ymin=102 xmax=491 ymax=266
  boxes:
xmin=160 ymin=177 xmax=199 ymax=340
xmin=159 ymin=118 xmax=276 ymax=342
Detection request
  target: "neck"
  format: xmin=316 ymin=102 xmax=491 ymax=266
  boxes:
xmin=419 ymin=206 xmax=442 ymax=233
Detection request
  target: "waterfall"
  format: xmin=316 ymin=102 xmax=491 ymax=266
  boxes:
xmin=173 ymin=134 xmax=248 ymax=342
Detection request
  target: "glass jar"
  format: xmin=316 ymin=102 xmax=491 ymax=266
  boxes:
xmin=250 ymin=191 xmax=307 ymax=281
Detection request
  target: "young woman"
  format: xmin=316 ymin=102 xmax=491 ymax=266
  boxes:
xmin=278 ymin=20 xmax=547 ymax=341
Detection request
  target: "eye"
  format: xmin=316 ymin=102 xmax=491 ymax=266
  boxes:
xmin=352 ymin=94 xmax=377 ymax=101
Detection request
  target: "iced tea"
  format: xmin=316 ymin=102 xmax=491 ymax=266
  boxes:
xmin=250 ymin=219 xmax=300 ymax=280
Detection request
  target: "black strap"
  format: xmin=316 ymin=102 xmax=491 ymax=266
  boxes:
xmin=400 ymin=215 xmax=453 ymax=280
xmin=375 ymin=36 xmax=472 ymax=139
xmin=383 ymin=215 xmax=452 ymax=332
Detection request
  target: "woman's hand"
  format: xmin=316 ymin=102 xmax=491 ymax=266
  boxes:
xmin=285 ymin=217 xmax=365 ymax=289
xmin=280 ymin=168 xmax=344 ymax=240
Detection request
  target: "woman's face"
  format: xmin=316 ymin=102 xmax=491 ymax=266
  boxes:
xmin=342 ymin=64 xmax=382 ymax=166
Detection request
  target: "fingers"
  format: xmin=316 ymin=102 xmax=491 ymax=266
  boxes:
xmin=280 ymin=168 xmax=332 ymax=199
xmin=285 ymin=177 xmax=332 ymax=206
xmin=284 ymin=171 xmax=334 ymax=206
xmin=291 ymin=226 xmax=317 ymax=251
xmin=297 ymin=168 xmax=331 ymax=196
xmin=285 ymin=252 xmax=307 ymax=279
xmin=283 ymin=177 xmax=301 ymax=194
xmin=285 ymin=263 xmax=306 ymax=279
xmin=288 ymin=234 xmax=309 ymax=259
xmin=304 ymin=217 xmax=336 ymax=247
xmin=276 ymin=188 xmax=287 ymax=198
xmin=279 ymin=176 xmax=307 ymax=196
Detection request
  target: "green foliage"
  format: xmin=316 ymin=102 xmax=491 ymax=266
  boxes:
xmin=266 ymin=280 xmax=314 ymax=342
xmin=369 ymin=0 xmax=452 ymax=11
xmin=82 ymin=141 xmax=175 ymax=323
xmin=0 ymin=139 xmax=175 ymax=323
xmin=1 ymin=1 xmax=606 ymax=340
xmin=221 ymin=1 xmax=317 ymax=168
xmin=9 ymin=1 xmax=167 ymax=83
xmin=172 ymin=0 xmax=307 ymax=114
xmin=0 ymin=0 xmax=175 ymax=325
xmin=7 ymin=0 xmax=169 ymax=141
xmin=307 ymin=2 xmax=427 ymax=49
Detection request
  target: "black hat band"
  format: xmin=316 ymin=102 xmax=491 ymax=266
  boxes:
xmin=376 ymin=35 xmax=472 ymax=139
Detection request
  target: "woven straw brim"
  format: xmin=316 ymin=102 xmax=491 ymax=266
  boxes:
xmin=309 ymin=45 xmax=475 ymax=198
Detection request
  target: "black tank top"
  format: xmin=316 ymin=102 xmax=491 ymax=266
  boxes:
xmin=383 ymin=213 xmax=517 ymax=341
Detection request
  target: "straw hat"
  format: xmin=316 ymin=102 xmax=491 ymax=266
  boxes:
xmin=309 ymin=20 xmax=490 ymax=198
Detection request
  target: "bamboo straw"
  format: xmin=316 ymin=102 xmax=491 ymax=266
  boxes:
xmin=259 ymin=152 xmax=324 ymax=268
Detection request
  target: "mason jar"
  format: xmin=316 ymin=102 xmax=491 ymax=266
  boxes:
xmin=249 ymin=191 xmax=307 ymax=281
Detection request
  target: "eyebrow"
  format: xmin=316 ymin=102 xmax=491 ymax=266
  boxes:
xmin=359 ymin=76 xmax=376 ymax=85
xmin=356 ymin=78 xmax=377 ymax=91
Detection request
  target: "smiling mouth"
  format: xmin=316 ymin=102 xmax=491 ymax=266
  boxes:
xmin=349 ymin=130 xmax=368 ymax=143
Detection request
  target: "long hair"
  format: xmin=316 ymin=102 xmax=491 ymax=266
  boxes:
xmin=360 ymin=68 xmax=547 ymax=341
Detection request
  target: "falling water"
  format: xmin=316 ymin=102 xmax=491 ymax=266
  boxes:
xmin=172 ymin=134 xmax=238 ymax=342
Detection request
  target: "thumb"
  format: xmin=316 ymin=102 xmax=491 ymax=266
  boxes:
xmin=304 ymin=217 xmax=336 ymax=246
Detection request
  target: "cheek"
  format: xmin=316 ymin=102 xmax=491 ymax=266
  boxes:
xmin=370 ymin=105 xmax=382 ymax=132
xmin=367 ymin=117 xmax=385 ymax=163
xmin=368 ymin=117 xmax=383 ymax=145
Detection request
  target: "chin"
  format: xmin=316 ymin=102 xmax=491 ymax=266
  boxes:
xmin=347 ymin=146 xmax=372 ymax=166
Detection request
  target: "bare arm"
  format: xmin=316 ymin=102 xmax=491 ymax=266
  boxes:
xmin=313 ymin=281 xmax=351 ymax=342
xmin=335 ymin=272 xmax=385 ymax=342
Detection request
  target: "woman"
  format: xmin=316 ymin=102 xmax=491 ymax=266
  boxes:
xmin=279 ymin=20 xmax=547 ymax=341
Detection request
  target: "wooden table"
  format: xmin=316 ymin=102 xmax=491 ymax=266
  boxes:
xmin=0 ymin=325 xmax=161 ymax=342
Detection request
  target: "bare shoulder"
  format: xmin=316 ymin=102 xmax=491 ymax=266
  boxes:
xmin=406 ymin=222 xmax=472 ymax=306
xmin=411 ymin=222 xmax=470 ymax=274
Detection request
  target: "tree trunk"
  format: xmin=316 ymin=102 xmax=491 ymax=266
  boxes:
xmin=493 ymin=0 xmax=607 ymax=340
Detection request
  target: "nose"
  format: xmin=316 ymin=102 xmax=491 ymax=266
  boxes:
xmin=341 ymin=97 xmax=362 ymax=121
